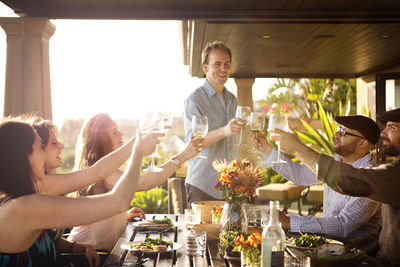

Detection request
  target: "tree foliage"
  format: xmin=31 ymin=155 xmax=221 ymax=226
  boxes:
xmin=263 ymin=78 xmax=356 ymax=118
xmin=130 ymin=187 xmax=169 ymax=214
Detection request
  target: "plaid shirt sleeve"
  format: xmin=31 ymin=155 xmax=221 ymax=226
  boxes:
xmin=262 ymin=149 xmax=322 ymax=186
xmin=289 ymin=195 xmax=380 ymax=239
xmin=289 ymin=154 xmax=380 ymax=240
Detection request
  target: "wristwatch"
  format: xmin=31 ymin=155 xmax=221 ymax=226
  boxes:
xmin=171 ymin=157 xmax=181 ymax=168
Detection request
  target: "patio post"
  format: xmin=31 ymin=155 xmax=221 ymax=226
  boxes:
xmin=234 ymin=78 xmax=256 ymax=161
xmin=235 ymin=78 xmax=255 ymax=110
xmin=0 ymin=17 xmax=55 ymax=119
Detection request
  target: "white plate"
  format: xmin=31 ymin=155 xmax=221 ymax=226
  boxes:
xmin=121 ymin=241 xmax=183 ymax=254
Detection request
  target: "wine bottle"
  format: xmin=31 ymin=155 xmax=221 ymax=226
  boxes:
xmin=261 ymin=200 xmax=285 ymax=267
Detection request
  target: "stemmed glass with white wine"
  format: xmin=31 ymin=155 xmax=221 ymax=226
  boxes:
xmin=191 ymin=115 xmax=208 ymax=159
xmin=235 ymin=106 xmax=251 ymax=147
xmin=139 ymin=111 xmax=164 ymax=172
xmin=249 ymin=112 xmax=266 ymax=153
xmin=267 ymin=113 xmax=289 ymax=163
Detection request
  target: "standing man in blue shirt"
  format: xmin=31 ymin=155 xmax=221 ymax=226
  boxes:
xmin=184 ymin=41 xmax=242 ymax=205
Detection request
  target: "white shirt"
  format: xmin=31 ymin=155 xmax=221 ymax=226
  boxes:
xmin=67 ymin=212 xmax=127 ymax=251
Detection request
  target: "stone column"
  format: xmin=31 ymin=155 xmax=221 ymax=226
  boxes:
xmin=0 ymin=17 xmax=55 ymax=119
xmin=235 ymin=78 xmax=255 ymax=109
xmin=234 ymin=78 xmax=256 ymax=161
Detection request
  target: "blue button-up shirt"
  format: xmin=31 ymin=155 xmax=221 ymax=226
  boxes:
xmin=183 ymin=80 xmax=237 ymax=198
xmin=263 ymin=150 xmax=380 ymax=242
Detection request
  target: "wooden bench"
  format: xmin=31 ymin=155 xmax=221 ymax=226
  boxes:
xmin=301 ymin=184 xmax=324 ymax=215
xmin=255 ymin=182 xmax=306 ymax=214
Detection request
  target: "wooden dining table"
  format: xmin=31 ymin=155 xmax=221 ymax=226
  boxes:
xmin=102 ymin=214 xmax=303 ymax=267
xmin=102 ymin=214 xmax=235 ymax=267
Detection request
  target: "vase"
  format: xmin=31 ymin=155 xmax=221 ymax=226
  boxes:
xmin=241 ymin=251 xmax=261 ymax=267
xmin=219 ymin=202 xmax=247 ymax=259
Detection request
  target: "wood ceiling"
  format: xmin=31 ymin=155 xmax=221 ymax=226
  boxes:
xmin=2 ymin=0 xmax=400 ymax=78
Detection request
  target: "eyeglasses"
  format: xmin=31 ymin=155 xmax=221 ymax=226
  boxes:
xmin=337 ymin=126 xmax=365 ymax=139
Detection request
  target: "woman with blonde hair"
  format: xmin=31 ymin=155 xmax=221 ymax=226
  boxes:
xmin=0 ymin=117 xmax=158 ymax=267
xmin=68 ymin=113 xmax=203 ymax=251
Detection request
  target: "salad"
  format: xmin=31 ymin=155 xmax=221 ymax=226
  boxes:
xmin=289 ymin=232 xmax=329 ymax=248
xmin=130 ymin=237 xmax=173 ymax=250
xmin=152 ymin=217 xmax=174 ymax=227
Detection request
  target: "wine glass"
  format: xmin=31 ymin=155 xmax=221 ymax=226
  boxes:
xmin=235 ymin=106 xmax=251 ymax=147
xmin=191 ymin=115 xmax=208 ymax=159
xmin=249 ymin=112 xmax=266 ymax=153
xmin=163 ymin=111 xmax=173 ymax=133
xmin=267 ymin=113 xmax=289 ymax=163
xmin=139 ymin=111 xmax=164 ymax=172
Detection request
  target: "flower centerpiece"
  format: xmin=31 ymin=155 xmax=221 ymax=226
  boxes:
xmin=234 ymin=233 xmax=262 ymax=267
xmin=211 ymin=205 xmax=223 ymax=224
xmin=213 ymin=158 xmax=264 ymax=259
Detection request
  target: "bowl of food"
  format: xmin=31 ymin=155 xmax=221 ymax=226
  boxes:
xmin=191 ymin=200 xmax=225 ymax=223
xmin=308 ymin=243 xmax=363 ymax=267
xmin=287 ymin=233 xmax=335 ymax=251
xmin=287 ymin=233 xmax=363 ymax=267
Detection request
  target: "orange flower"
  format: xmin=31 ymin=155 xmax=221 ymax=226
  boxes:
xmin=211 ymin=205 xmax=223 ymax=216
xmin=236 ymin=234 xmax=245 ymax=245
xmin=213 ymin=158 xmax=264 ymax=204
xmin=218 ymin=173 xmax=233 ymax=186
xmin=248 ymin=233 xmax=261 ymax=247
xmin=235 ymin=184 xmax=248 ymax=194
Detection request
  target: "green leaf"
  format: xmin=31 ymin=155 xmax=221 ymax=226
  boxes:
xmin=299 ymin=119 xmax=334 ymax=155
xmin=296 ymin=131 xmax=319 ymax=146
xmin=318 ymin=101 xmax=334 ymax=140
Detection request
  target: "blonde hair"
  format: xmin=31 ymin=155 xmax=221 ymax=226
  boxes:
xmin=72 ymin=113 xmax=115 ymax=197
xmin=201 ymin=41 xmax=232 ymax=65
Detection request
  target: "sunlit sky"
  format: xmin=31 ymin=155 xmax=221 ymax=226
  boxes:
xmin=0 ymin=3 xmax=275 ymax=128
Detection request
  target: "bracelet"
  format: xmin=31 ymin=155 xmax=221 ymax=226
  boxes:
xmin=69 ymin=241 xmax=76 ymax=252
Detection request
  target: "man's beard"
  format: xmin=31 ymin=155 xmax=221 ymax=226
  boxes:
xmin=382 ymin=137 xmax=400 ymax=156
xmin=383 ymin=144 xmax=400 ymax=156
xmin=333 ymin=141 xmax=356 ymax=157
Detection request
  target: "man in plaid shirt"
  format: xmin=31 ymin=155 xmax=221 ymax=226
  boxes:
xmin=254 ymin=115 xmax=381 ymax=244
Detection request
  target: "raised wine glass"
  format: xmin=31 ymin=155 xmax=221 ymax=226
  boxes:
xmin=267 ymin=113 xmax=289 ymax=163
xmin=235 ymin=106 xmax=251 ymax=147
xmin=249 ymin=112 xmax=266 ymax=153
xmin=139 ymin=111 xmax=164 ymax=172
xmin=163 ymin=111 xmax=173 ymax=133
xmin=191 ymin=115 xmax=208 ymax=159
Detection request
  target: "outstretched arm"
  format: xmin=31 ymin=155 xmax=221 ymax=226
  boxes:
xmin=201 ymin=118 xmax=242 ymax=148
xmin=0 ymin=132 xmax=157 ymax=253
xmin=270 ymin=128 xmax=319 ymax=173
xmin=37 ymin=133 xmax=162 ymax=195
xmin=103 ymin=138 xmax=204 ymax=191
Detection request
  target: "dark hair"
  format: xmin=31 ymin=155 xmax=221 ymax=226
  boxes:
xmin=33 ymin=120 xmax=56 ymax=148
xmin=201 ymin=41 xmax=232 ymax=65
xmin=0 ymin=119 xmax=36 ymax=197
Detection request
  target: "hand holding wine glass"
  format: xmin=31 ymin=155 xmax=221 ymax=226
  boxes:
xmin=249 ymin=112 xmax=266 ymax=153
xmin=235 ymin=106 xmax=251 ymax=147
xmin=191 ymin=115 xmax=208 ymax=159
xmin=267 ymin=113 xmax=289 ymax=163
xmin=139 ymin=111 xmax=164 ymax=172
